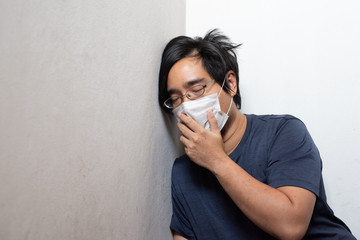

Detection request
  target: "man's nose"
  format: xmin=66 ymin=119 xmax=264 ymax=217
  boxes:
xmin=182 ymin=95 xmax=191 ymax=103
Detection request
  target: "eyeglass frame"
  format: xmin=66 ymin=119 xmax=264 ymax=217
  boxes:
xmin=163 ymin=79 xmax=215 ymax=109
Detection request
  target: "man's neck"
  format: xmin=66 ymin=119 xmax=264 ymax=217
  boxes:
xmin=222 ymin=110 xmax=247 ymax=155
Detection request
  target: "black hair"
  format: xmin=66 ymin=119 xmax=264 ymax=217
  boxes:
xmin=158 ymin=29 xmax=242 ymax=113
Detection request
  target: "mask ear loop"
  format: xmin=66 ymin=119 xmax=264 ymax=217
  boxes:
xmin=226 ymin=98 xmax=233 ymax=115
xmin=218 ymin=78 xmax=233 ymax=115
xmin=217 ymin=78 xmax=226 ymax=97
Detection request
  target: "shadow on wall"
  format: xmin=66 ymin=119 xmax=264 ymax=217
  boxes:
xmin=161 ymin=111 xmax=185 ymax=157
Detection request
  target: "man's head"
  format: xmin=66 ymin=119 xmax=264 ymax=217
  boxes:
xmin=158 ymin=29 xmax=242 ymax=114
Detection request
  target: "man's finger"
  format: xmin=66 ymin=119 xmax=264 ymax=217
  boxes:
xmin=177 ymin=121 xmax=194 ymax=139
xmin=178 ymin=113 xmax=201 ymax=132
xmin=207 ymin=110 xmax=220 ymax=132
xmin=179 ymin=135 xmax=191 ymax=147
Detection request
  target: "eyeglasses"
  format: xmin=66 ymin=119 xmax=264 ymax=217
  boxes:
xmin=164 ymin=80 xmax=215 ymax=109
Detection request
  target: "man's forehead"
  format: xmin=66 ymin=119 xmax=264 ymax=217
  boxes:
xmin=168 ymin=57 xmax=204 ymax=77
xmin=167 ymin=58 xmax=210 ymax=89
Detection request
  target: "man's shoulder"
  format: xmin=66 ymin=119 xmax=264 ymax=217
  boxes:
xmin=173 ymin=154 xmax=191 ymax=168
xmin=247 ymin=114 xmax=305 ymax=131
xmin=172 ymin=154 xmax=191 ymax=176
xmin=242 ymin=114 xmax=308 ymax=146
xmin=247 ymin=113 xmax=300 ymax=122
xmin=171 ymin=154 xmax=202 ymax=185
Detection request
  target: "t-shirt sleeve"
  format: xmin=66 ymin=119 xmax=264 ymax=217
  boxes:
xmin=170 ymin=181 xmax=196 ymax=239
xmin=266 ymin=118 xmax=322 ymax=196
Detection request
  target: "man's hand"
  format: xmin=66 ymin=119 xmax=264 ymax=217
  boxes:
xmin=177 ymin=110 xmax=228 ymax=170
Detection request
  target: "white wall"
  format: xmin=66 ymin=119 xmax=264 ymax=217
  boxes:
xmin=0 ymin=0 xmax=184 ymax=239
xmin=187 ymin=0 xmax=360 ymax=237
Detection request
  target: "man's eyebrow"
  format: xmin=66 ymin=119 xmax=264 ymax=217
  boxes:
xmin=183 ymin=78 xmax=206 ymax=88
xmin=167 ymin=88 xmax=178 ymax=96
xmin=167 ymin=78 xmax=206 ymax=96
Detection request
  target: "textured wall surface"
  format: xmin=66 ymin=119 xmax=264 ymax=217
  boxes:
xmin=0 ymin=0 xmax=184 ymax=239
xmin=186 ymin=0 xmax=360 ymax=237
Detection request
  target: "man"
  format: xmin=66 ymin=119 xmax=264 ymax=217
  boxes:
xmin=158 ymin=30 xmax=355 ymax=240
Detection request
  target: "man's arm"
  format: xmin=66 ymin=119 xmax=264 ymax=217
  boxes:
xmin=213 ymin=157 xmax=316 ymax=240
xmin=173 ymin=231 xmax=188 ymax=240
xmin=177 ymin=112 xmax=316 ymax=240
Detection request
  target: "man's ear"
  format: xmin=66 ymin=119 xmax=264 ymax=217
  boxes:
xmin=225 ymin=70 xmax=237 ymax=97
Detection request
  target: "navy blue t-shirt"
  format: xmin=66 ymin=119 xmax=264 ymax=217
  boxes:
xmin=170 ymin=114 xmax=355 ymax=239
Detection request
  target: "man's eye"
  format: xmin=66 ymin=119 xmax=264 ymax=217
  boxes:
xmin=171 ymin=96 xmax=181 ymax=101
xmin=190 ymin=87 xmax=204 ymax=94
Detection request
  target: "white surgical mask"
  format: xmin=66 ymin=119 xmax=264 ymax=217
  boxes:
xmin=173 ymin=80 xmax=233 ymax=131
